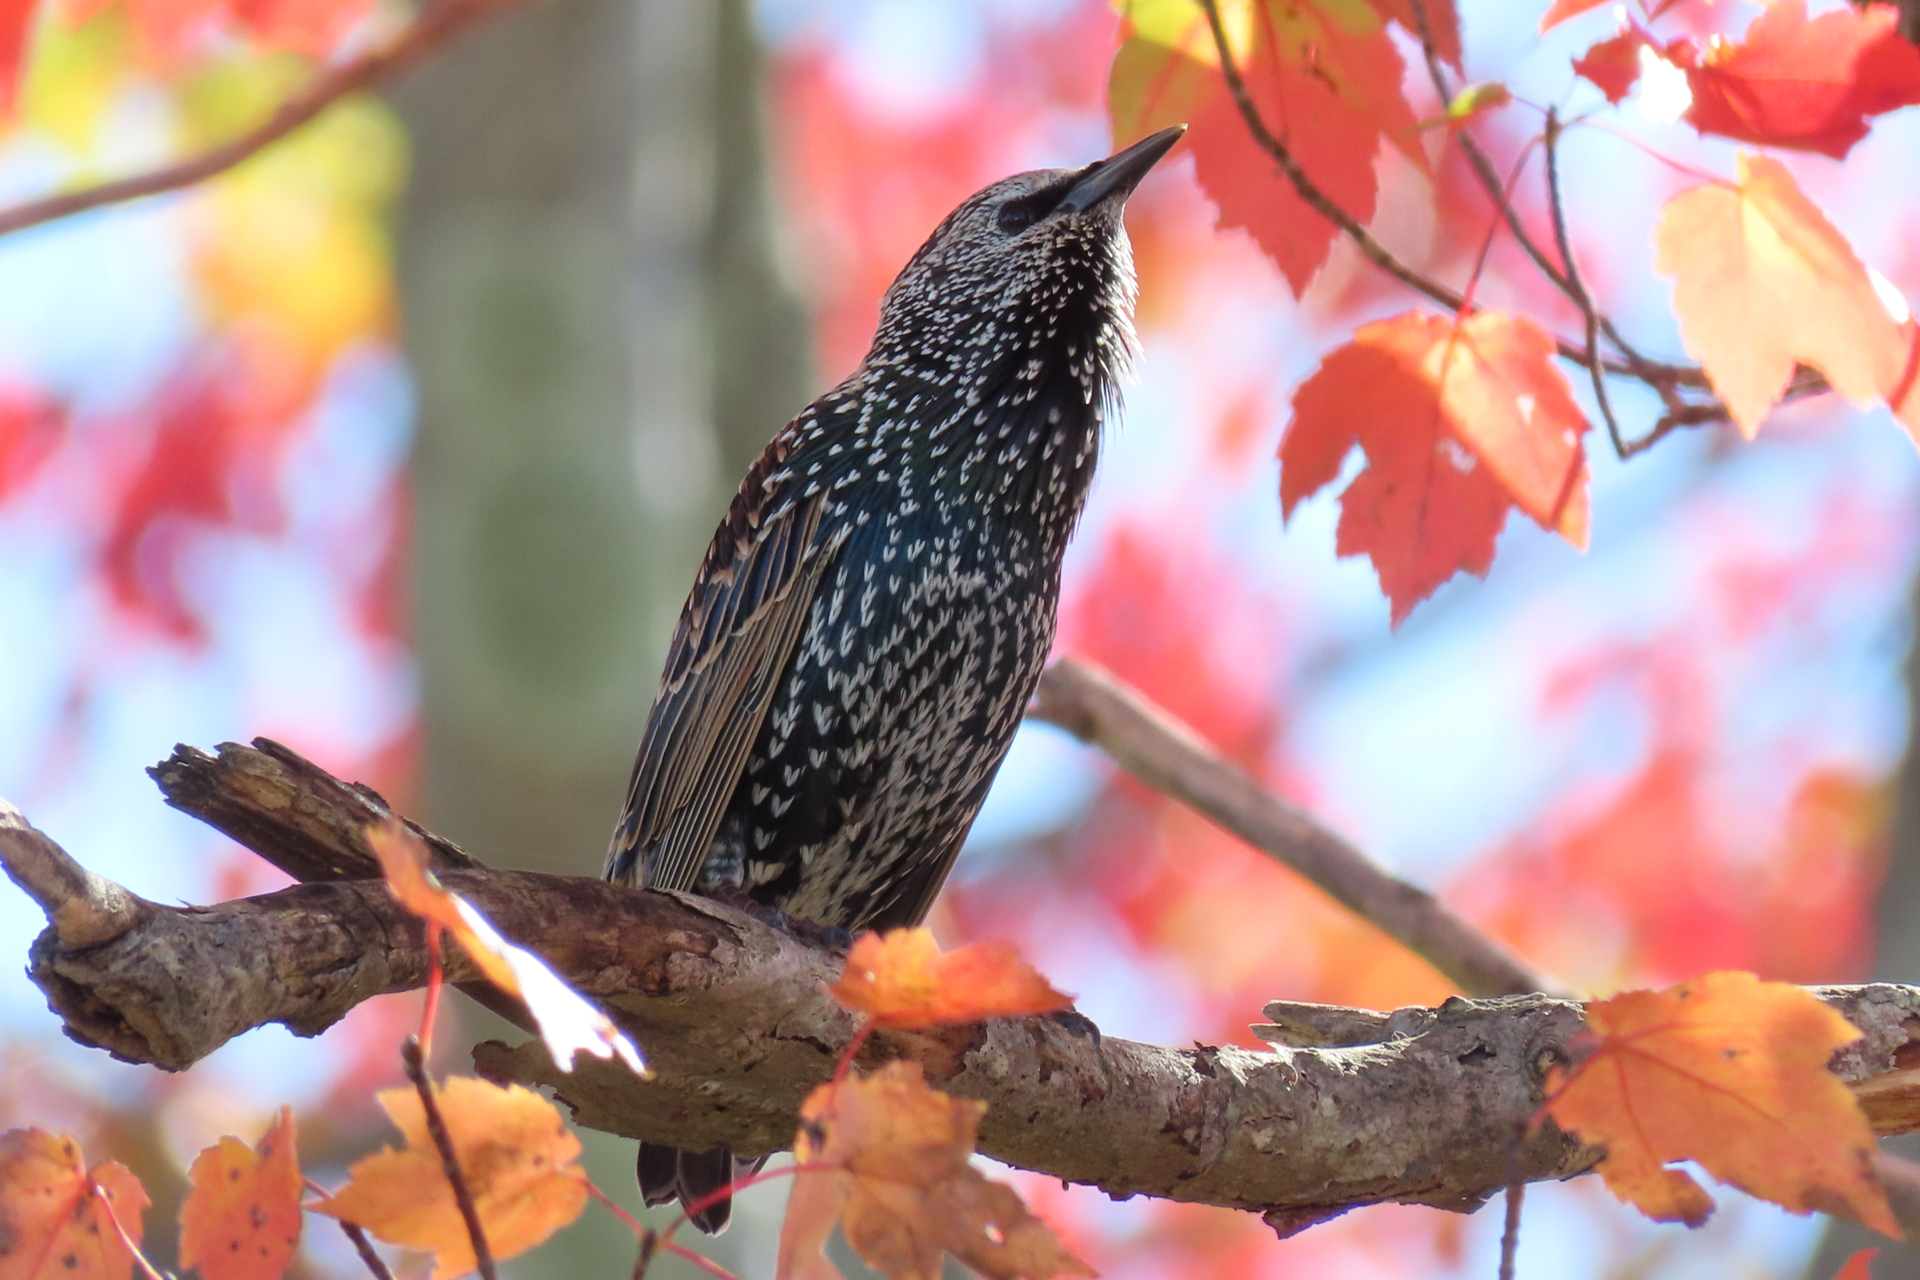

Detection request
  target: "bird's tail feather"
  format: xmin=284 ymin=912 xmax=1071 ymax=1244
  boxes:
xmin=637 ymin=1141 xmax=767 ymax=1235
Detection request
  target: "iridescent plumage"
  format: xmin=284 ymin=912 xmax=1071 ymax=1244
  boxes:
xmin=605 ymin=126 xmax=1184 ymax=1232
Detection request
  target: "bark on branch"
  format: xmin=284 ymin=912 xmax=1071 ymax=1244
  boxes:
xmin=6 ymin=744 xmax=1920 ymax=1236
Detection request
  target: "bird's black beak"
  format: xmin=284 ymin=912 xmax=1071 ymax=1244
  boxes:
xmin=1053 ymin=125 xmax=1187 ymax=216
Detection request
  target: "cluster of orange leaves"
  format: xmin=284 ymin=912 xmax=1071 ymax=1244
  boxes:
xmin=1111 ymin=0 xmax=1920 ymax=623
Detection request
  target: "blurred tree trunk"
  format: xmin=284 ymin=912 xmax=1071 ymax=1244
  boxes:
xmin=393 ymin=0 xmax=810 ymax=878
xmin=1805 ymin=572 xmax=1920 ymax=1278
xmin=391 ymin=0 xmax=811 ymax=1265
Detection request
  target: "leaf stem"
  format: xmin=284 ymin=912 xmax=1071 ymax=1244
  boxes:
xmin=1543 ymin=108 xmax=1627 ymax=459
xmin=1195 ymin=0 xmax=1467 ymax=315
xmin=401 ymin=1035 xmax=499 ymax=1280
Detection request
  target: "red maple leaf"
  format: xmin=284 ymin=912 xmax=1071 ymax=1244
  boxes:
xmin=1679 ymin=0 xmax=1920 ymax=158
xmin=1574 ymin=28 xmax=1649 ymax=104
xmin=1281 ymin=311 xmax=1590 ymax=624
xmin=1110 ymin=0 xmax=1422 ymax=295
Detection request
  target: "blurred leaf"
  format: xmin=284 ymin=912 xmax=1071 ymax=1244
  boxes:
xmin=1677 ymin=1 xmax=1920 ymax=159
xmin=1834 ymin=1248 xmax=1878 ymax=1280
xmin=779 ymin=1062 xmax=1094 ymax=1280
xmin=0 ymin=1128 xmax=150 ymax=1280
xmin=1653 ymin=153 xmax=1907 ymax=437
xmin=178 ymin=1106 xmax=302 ymax=1280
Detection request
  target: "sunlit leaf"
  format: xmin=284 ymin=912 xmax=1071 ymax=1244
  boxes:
xmin=314 ymin=1077 xmax=588 ymax=1280
xmin=1543 ymin=971 xmax=1898 ymax=1234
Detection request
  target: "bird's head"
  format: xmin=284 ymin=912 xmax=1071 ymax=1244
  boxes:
xmin=864 ymin=126 xmax=1187 ymax=392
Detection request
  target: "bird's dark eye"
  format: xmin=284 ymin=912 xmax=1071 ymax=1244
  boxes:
xmin=997 ymin=202 xmax=1037 ymax=234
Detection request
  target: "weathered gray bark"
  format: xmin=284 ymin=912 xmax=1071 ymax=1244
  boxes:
xmin=10 ymin=742 xmax=1920 ymax=1240
xmin=393 ymin=0 xmax=810 ymax=876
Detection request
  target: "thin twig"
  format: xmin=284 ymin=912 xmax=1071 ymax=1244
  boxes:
xmin=1543 ymin=108 xmax=1626 ymax=458
xmin=0 ymin=0 xmax=510 ymax=239
xmin=1196 ymin=0 xmax=1702 ymax=394
xmin=1498 ymin=1173 xmax=1524 ymax=1280
xmin=401 ymin=1036 xmax=499 ymax=1280
xmin=1028 ymin=658 xmax=1558 ymax=998
xmin=1403 ymin=0 xmax=1572 ymax=299
xmin=1197 ymin=0 xmax=1465 ymax=314
xmin=339 ymin=1221 xmax=398 ymax=1280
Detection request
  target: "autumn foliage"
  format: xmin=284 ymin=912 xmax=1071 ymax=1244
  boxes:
xmin=0 ymin=0 xmax=1918 ymax=1274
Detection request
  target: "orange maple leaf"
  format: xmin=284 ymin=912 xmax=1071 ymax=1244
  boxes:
xmin=1543 ymin=971 xmax=1898 ymax=1235
xmin=1109 ymin=0 xmax=1423 ymax=294
xmin=1653 ymin=153 xmax=1909 ymax=438
xmin=1280 ymin=310 xmax=1590 ymax=624
xmin=313 ymin=1077 xmax=587 ymax=1280
xmin=828 ymin=929 xmax=1074 ymax=1028
xmin=367 ymin=820 xmax=646 ymax=1075
xmin=179 ymin=1107 xmax=303 ymax=1280
xmin=0 ymin=1128 xmax=150 ymax=1280
xmin=778 ymin=1061 xmax=1094 ymax=1280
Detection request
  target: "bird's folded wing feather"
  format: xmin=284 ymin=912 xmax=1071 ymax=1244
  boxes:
xmin=605 ymin=483 xmax=838 ymax=891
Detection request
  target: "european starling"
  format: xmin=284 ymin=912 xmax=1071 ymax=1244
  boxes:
xmin=605 ymin=124 xmax=1185 ymax=1233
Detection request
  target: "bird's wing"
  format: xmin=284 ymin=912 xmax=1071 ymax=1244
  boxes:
xmin=605 ymin=470 xmax=840 ymax=891
xmin=865 ymin=820 xmax=974 ymax=933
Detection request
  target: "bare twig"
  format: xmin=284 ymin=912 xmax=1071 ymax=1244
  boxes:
xmin=1543 ymin=108 xmax=1627 ymax=458
xmin=339 ymin=1221 xmax=398 ymax=1280
xmin=1402 ymin=0 xmax=1573 ymax=299
xmin=1196 ymin=0 xmax=1467 ymax=315
xmin=402 ymin=1036 xmax=498 ymax=1280
xmin=1498 ymin=1176 xmax=1524 ymax=1280
xmin=0 ymin=0 xmax=512 ymax=240
xmin=1027 ymin=658 xmax=1558 ymax=998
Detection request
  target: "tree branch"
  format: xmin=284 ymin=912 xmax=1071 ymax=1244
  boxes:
xmin=0 ymin=0 xmax=513 ymax=240
xmin=1027 ymin=658 xmax=1556 ymax=998
xmin=6 ymin=743 xmax=1920 ymax=1236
